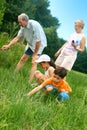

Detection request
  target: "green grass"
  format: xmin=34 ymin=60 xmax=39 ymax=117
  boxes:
xmin=0 ymin=45 xmax=87 ymax=130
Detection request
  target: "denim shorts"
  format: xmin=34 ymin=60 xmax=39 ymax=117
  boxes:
xmin=45 ymin=84 xmax=57 ymax=93
xmin=24 ymin=47 xmax=41 ymax=56
xmin=57 ymin=91 xmax=69 ymax=102
xmin=45 ymin=84 xmax=70 ymax=102
xmin=24 ymin=48 xmax=33 ymax=55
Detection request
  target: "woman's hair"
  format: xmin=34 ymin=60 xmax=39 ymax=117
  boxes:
xmin=75 ymin=19 xmax=85 ymax=29
xmin=54 ymin=67 xmax=67 ymax=78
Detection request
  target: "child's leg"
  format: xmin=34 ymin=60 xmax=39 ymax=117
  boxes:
xmin=57 ymin=92 xmax=69 ymax=102
xmin=45 ymin=85 xmax=57 ymax=94
xmin=34 ymin=70 xmax=48 ymax=84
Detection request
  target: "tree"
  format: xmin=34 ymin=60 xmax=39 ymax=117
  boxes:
xmin=73 ymin=48 xmax=87 ymax=74
xmin=29 ymin=0 xmax=59 ymax=27
xmin=43 ymin=26 xmax=65 ymax=60
xmin=0 ymin=0 xmax=26 ymax=33
xmin=1 ymin=0 xmax=60 ymax=33
xmin=0 ymin=0 xmax=6 ymax=26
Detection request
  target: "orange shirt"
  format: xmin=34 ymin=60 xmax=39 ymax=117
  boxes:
xmin=41 ymin=78 xmax=72 ymax=93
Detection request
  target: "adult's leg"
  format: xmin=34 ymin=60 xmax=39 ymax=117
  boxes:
xmin=15 ymin=54 xmax=29 ymax=72
xmin=28 ymin=54 xmax=37 ymax=82
xmin=29 ymin=59 xmax=37 ymax=82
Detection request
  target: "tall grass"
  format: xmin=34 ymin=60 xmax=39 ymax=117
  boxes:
xmin=0 ymin=43 xmax=87 ymax=130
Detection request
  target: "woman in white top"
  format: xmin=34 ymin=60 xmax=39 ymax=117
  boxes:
xmin=55 ymin=19 xmax=86 ymax=71
xmin=34 ymin=54 xmax=56 ymax=84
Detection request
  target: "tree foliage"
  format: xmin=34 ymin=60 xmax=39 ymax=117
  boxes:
xmin=1 ymin=0 xmax=60 ymax=33
xmin=43 ymin=26 xmax=65 ymax=60
xmin=29 ymin=0 xmax=59 ymax=27
xmin=0 ymin=0 xmax=6 ymax=26
xmin=73 ymin=48 xmax=87 ymax=74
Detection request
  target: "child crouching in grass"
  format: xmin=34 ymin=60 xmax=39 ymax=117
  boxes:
xmin=26 ymin=67 xmax=72 ymax=102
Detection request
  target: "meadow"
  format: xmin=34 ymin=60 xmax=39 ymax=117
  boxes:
xmin=0 ymin=44 xmax=87 ymax=130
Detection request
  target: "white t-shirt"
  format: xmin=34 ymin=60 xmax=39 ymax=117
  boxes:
xmin=45 ymin=66 xmax=55 ymax=77
xmin=17 ymin=20 xmax=47 ymax=54
xmin=62 ymin=32 xmax=85 ymax=55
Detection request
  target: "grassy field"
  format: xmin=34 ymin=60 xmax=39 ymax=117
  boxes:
xmin=0 ymin=45 xmax=87 ymax=130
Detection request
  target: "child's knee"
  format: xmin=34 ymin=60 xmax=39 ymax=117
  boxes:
xmin=45 ymin=85 xmax=53 ymax=92
xmin=34 ymin=70 xmax=40 ymax=76
xmin=34 ymin=70 xmax=43 ymax=78
xmin=57 ymin=92 xmax=69 ymax=102
xmin=47 ymin=86 xmax=53 ymax=92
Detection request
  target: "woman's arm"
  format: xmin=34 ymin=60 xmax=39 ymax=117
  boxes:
xmin=55 ymin=42 xmax=67 ymax=57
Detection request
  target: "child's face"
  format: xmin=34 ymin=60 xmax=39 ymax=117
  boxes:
xmin=40 ymin=62 xmax=48 ymax=69
xmin=52 ymin=74 xmax=62 ymax=83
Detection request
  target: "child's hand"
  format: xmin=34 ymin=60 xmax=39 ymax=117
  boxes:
xmin=61 ymin=89 xmax=68 ymax=93
xmin=61 ymin=89 xmax=65 ymax=92
xmin=24 ymin=93 xmax=31 ymax=97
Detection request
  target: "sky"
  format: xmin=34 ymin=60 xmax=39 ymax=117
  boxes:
xmin=49 ymin=0 xmax=87 ymax=40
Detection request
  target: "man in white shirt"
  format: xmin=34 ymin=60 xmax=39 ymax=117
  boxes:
xmin=1 ymin=13 xmax=47 ymax=82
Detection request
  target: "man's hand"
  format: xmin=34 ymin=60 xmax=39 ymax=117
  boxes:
xmin=32 ymin=54 xmax=39 ymax=64
xmin=1 ymin=44 xmax=10 ymax=50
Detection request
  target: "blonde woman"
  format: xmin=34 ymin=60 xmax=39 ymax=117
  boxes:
xmin=55 ymin=20 xmax=86 ymax=71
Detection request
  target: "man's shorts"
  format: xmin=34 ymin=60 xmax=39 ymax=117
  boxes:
xmin=25 ymin=48 xmax=40 ymax=56
xmin=24 ymin=48 xmax=33 ymax=55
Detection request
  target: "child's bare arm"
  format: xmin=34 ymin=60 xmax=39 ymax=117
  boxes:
xmin=26 ymin=85 xmax=43 ymax=96
xmin=49 ymin=68 xmax=55 ymax=77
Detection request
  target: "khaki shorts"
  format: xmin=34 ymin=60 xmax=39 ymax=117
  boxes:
xmin=55 ymin=52 xmax=77 ymax=71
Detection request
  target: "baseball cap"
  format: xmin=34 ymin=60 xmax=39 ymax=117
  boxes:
xmin=35 ymin=54 xmax=51 ymax=63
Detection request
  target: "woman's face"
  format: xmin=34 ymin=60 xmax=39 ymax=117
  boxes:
xmin=74 ymin=22 xmax=82 ymax=33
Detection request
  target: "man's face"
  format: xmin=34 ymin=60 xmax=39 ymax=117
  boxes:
xmin=18 ymin=17 xmax=28 ymax=27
